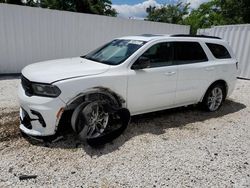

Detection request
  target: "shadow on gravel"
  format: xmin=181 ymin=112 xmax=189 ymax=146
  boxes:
xmin=0 ymin=74 xmax=20 ymax=80
xmin=23 ymin=99 xmax=246 ymax=156
xmin=0 ymin=110 xmax=20 ymax=142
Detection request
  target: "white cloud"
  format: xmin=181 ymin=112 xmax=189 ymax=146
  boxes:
xmin=112 ymin=0 xmax=209 ymax=19
xmin=112 ymin=0 xmax=161 ymax=19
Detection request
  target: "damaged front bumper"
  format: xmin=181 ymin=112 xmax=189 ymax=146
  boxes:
xmin=18 ymin=84 xmax=66 ymax=137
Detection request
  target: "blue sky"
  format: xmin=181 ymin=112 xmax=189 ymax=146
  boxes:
xmin=112 ymin=0 xmax=209 ymax=19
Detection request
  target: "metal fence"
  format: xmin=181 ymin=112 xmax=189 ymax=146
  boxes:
xmin=0 ymin=4 xmax=190 ymax=74
xmin=198 ymin=24 xmax=250 ymax=79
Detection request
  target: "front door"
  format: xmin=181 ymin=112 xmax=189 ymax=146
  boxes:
xmin=127 ymin=42 xmax=178 ymax=115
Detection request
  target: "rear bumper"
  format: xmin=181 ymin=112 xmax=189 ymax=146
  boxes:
xmin=227 ymin=78 xmax=237 ymax=97
xmin=18 ymin=84 xmax=66 ymax=136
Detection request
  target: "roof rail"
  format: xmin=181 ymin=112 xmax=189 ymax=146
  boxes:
xmin=171 ymin=34 xmax=221 ymax=39
xmin=139 ymin=34 xmax=164 ymax=37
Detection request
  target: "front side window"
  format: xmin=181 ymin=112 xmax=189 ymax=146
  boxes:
xmin=173 ymin=42 xmax=208 ymax=64
xmin=132 ymin=41 xmax=209 ymax=69
xmin=84 ymin=39 xmax=146 ymax=65
xmin=138 ymin=42 xmax=174 ymax=68
xmin=206 ymin=43 xmax=231 ymax=59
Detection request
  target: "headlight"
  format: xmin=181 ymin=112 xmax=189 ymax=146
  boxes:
xmin=31 ymin=83 xmax=61 ymax=97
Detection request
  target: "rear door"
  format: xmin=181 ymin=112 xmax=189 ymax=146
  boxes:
xmin=173 ymin=41 xmax=214 ymax=105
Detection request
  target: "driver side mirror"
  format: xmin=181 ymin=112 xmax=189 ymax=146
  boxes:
xmin=131 ymin=56 xmax=150 ymax=70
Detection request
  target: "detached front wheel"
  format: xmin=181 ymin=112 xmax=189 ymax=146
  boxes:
xmin=71 ymin=100 xmax=130 ymax=146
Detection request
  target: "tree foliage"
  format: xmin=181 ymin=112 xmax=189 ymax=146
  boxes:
xmin=184 ymin=0 xmax=250 ymax=33
xmin=0 ymin=0 xmax=22 ymax=4
xmin=0 ymin=0 xmax=117 ymax=16
xmin=146 ymin=2 xmax=189 ymax=24
xmin=183 ymin=0 xmax=226 ymax=34
xmin=146 ymin=0 xmax=250 ymax=34
xmin=40 ymin=0 xmax=117 ymax=16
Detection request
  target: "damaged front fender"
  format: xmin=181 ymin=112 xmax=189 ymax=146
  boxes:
xmin=65 ymin=87 xmax=126 ymax=110
xmin=62 ymin=87 xmax=131 ymax=146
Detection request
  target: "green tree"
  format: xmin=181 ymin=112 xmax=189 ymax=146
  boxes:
xmin=242 ymin=0 xmax=250 ymax=23
xmin=183 ymin=0 xmax=250 ymax=34
xmin=0 ymin=0 xmax=23 ymax=4
xmin=183 ymin=0 xmax=227 ymax=34
xmin=39 ymin=0 xmax=117 ymax=16
xmin=0 ymin=0 xmax=117 ymax=16
xmin=146 ymin=2 xmax=190 ymax=24
xmin=25 ymin=0 xmax=40 ymax=6
xmin=146 ymin=0 xmax=250 ymax=34
xmin=40 ymin=0 xmax=75 ymax=11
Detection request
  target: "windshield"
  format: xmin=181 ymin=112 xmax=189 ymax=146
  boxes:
xmin=84 ymin=39 xmax=146 ymax=65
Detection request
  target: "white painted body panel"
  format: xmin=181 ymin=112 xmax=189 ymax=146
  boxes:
xmin=127 ymin=66 xmax=178 ymax=114
xmin=176 ymin=61 xmax=214 ymax=105
xmin=18 ymin=84 xmax=66 ymax=136
xmin=22 ymin=57 xmax=110 ymax=83
xmin=56 ymin=68 xmax=128 ymax=107
xmin=18 ymin=35 xmax=237 ymax=136
xmin=198 ymin=24 xmax=250 ymax=79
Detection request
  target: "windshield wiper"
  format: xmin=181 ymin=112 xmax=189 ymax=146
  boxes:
xmin=81 ymin=55 xmax=116 ymax=65
xmin=82 ymin=56 xmax=110 ymax=65
xmin=83 ymin=56 xmax=98 ymax=62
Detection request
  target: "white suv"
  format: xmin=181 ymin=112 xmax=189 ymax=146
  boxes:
xmin=18 ymin=34 xmax=237 ymax=144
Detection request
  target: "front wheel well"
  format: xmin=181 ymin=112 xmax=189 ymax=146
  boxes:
xmin=56 ymin=88 xmax=126 ymax=134
xmin=66 ymin=88 xmax=124 ymax=110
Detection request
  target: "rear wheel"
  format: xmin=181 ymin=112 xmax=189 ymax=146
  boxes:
xmin=201 ymin=84 xmax=226 ymax=112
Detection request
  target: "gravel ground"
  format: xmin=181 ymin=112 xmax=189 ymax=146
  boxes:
xmin=0 ymin=77 xmax=20 ymax=142
xmin=0 ymin=77 xmax=250 ymax=187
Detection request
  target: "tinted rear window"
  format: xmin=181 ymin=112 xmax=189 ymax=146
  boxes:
xmin=173 ymin=42 xmax=208 ymax=64
xmin=206 ymin=43 xmax=231 ymax=59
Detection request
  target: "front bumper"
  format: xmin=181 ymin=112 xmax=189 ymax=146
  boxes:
xmin=18 ymin=84 xmax=66 ymax=136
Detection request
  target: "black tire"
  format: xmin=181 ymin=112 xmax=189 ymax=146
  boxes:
xmin=201 ymin=83 xmax=226 ymax=112
xmin=71 ymin=100 xmax=130 ymax=146
xmin=71 ymin=101 xmax=91 ymax=134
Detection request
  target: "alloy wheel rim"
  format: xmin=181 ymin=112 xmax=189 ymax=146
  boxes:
xmin=82 ymin=102 xmax=109 ymax=138
xmin=207 ymin=87 xmax=223 ymax=111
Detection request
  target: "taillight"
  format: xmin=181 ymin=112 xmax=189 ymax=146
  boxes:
xmin=236 ymin=62 xmax=239 ymax=70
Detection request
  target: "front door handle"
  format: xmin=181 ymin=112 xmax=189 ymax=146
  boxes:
xmin=205 ymin=67 xmax=215 ymax=71
xmin=164 ymin=71 xmax=176 ymax=76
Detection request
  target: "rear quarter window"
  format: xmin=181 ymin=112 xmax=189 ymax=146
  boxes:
xmin=206 ymin=43 xmax=231 ymax=59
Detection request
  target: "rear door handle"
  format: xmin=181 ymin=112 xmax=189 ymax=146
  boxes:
xmin=164 ymin=71 xmax=176 ymax=76
xmin=205 ymin=67 xmax=215 ymax=71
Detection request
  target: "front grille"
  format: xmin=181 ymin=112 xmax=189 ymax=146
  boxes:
xmin=21 ymin=75 xmax=33 ymax=96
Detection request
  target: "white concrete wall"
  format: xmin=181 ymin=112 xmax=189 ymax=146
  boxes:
xmin=0 ymin=4 xmax=190 ymax=74
xmin=198 ymin=24 xmax=250 ymax=79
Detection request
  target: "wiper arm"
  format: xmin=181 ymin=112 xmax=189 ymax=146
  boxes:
xmin=84 ymin=57 xmax=98 ymax=62
xmin=81 ymin=56 xmax=112 ymax=65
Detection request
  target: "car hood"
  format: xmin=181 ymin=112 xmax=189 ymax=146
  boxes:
xmin=22 ymin=57 xmax=110 ymax=83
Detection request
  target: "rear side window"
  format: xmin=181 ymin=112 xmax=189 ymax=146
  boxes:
xmin=206 ymin=43 xmax=231 ymax=59
xmin=173 ymin=42 xmax=208 ymax=64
